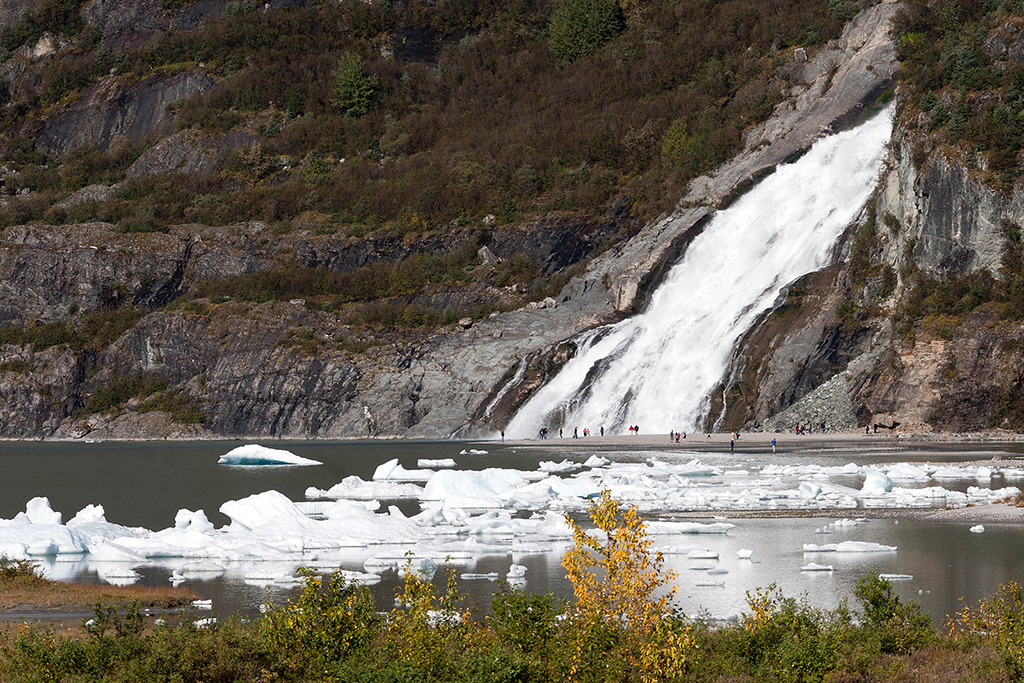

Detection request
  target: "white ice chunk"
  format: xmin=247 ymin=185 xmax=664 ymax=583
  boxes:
xmin=584 ymin=455 xmax=610 ymax=468
xmin=803 ymin=541 xmax=897 ymax=553
xmin=970 ymin=524 xmax=985 ymax=533
xmin=879 ymin=573 xmax=913 ymax=581
xmin=373 ymin=458 xmax=435 ymax=482
xmin=799 ymin=482 xmax=822 ymax=498
xmin=418 ymin=459 xmax=457 ymax=468
xmin=737 ymin=548 xmax=753 ymax=559
xmin=801 ymin=563 xmax=833 ymax=571
xmin=25 ymin=497 xmax=61 ymax=525
xmin=645 ymin=521 xmax=734 ymax=534
xmin=461 ymin=572 xmax=500 ymax=580
xmin=861 ymin=470 xmax=893 ymax=495
xmin=220 ymin=490 xmax=307 ymax=531
xmin=507 ymin=563 xmax=527 ymax=579
xmin=67 ymin=504 xmax=106 ymax=526
xmin=422 ymin=469 xmax=525 ymax=505
xmin=218 ymin=444 xmax=322 ymax=466
xmin=88 ymin=542 xmax=147 ymax=563
xmin=459 ymin=449 xmax=488 ymax=455
xmin=306 ymin=476 xmax=424 ymax=500
xmin=883 ymin=463 xmax=930 ymax=481
xmin=96 ymin=565 xmax=140 ymax=585
xmin=538 ymin=459 xmax=581 ymax=473
xmin=174 ymin=509 xmax=215 ymax=533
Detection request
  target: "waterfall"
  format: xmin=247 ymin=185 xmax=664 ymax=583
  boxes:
xmin=506 ymin=106 xmax=894 ymax=438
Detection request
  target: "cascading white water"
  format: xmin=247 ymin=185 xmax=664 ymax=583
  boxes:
xmin=506 ymin=106 xmax=894 ymax=438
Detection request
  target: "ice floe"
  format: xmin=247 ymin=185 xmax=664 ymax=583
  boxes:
xmin=373 ymin=459 xmax=435 ymax=482
xmin=218 ymin=444 xmax=322 ymax=466
xmin=2 ymin=452 xmax=1022 ymax=597
xmin=801 ymin=563 xmax=833 ymax=571
xmin=305 ymin=476 xmax=425 ymax=501
xmin=803 ymin=541 xmax=897 ymax=553
xmin=418 ymin=459 xmax=457 ymax=469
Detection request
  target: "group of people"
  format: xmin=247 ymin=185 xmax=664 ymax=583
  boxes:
xmin=794 ymin=422 xmax=827 ymax=435
xmin=627 ymin=425 xmax=640 ymax=435
xmin=669 ymin=430 xmax=686 ymax=442
xmin=539 ymin=426 xmax=607 ymax=438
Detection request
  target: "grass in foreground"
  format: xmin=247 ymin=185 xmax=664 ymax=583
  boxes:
xmin=0 ymin=557 xmax=195 ymax=612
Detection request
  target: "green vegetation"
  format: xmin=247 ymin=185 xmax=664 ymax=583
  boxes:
xmin=0 ymin=555 xmax=194 ymax=610
xmin=895 ymin=0 xmax=1024 ymax=188
xmin=0 ymin=0 xmax=849 ymax=235
xmin=547 ymin=0 xmax=623 ymax=62
xmin=1 ymin=495 xmax=1022 ymax=682
xmin=0 ymin=308 xmax=145 ymax=354
xmin=332 ymin=53 xmax=378 ymax=117
xmin=80 ymin=371 xmax=206 ymax=424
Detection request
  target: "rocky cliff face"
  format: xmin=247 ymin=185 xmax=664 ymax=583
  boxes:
xmin=4 ymin=0 xmax=1016 ymax=441
xmin=716 ymin=98 xmax=1024 ymax=437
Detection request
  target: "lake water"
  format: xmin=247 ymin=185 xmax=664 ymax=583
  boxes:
xmin=2 ymin=437 xmax=1024 ymax=625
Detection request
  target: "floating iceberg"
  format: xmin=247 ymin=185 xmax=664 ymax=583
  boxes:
xmin=803 ymin=541 xmax=897 ymax=553
xmin=646 ymin=521 xmax=735 ymax=534
xmin=970 ymin=524 xmax=985 ymax=533
xmin=879 ymin=574 xmax=913 ymax=581
xmin=373 ymin=459 xmax=435 ymax=482
xmin=861 ymin=470 xmax=893 ymax=495
xmin=538 ymin=459 xmax=581 ymax=473
xmin=801 ymin=563 xmax=833 ymax=571
xmin=218 ymin=444 xmax=322 ymax=466
xmin=422 ymin=468 xmax=525 ymax=506
xmin=418 ymin=459 xmax=457 ymax=469
xmin=306 ymin=476 xmax=425 ymax=500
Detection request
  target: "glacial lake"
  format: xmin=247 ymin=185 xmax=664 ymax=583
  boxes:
xmin=2 ymin=437 xmax=1024 ymax=625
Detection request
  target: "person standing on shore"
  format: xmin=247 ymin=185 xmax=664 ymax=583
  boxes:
xmin=600 ymin=426 xmax=604 ymax=436
xmin=771 ymin=438 xmax=776 ymax=454
xmin=573 ymin=427 xmax=578 ymax=438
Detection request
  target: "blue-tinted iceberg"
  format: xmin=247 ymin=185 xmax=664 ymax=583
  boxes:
xmin=218 ymin=444 xmax=322 ymax=466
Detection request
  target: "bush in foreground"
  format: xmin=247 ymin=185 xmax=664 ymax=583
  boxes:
xmin=1 ymin=497 xmax=1023 ymax=682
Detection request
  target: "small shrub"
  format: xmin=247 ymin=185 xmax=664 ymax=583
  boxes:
xmin=563 ymin=490 xmax=693 ymax=681
xmin=331 ymin=53 xmax=376 ymax=118
xmin=0 ymin=556 xmax=47 ymax=587
xmin=854 ymin=574 xmax=933 ymax=655
xmin=548 ymin=0 xmax=623 ymax=61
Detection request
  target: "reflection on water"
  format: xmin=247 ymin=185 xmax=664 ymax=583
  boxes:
xmin=3 ymin=439 xmax=1024 ymax=624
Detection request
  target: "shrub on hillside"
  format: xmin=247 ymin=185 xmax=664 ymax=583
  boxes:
xmin=332 ymin=53 xmax=377 ymax=118
xmin=547 ymin=0 xmax=623 ymax=61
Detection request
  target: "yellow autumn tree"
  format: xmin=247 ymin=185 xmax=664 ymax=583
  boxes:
xmin=563 ymin=490 xmax=694 ymax=682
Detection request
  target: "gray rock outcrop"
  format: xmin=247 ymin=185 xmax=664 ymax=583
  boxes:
xmin=36 ymin=71 xmax=216 ymax=156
